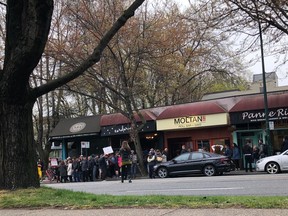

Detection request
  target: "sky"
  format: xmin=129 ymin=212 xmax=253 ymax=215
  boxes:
xmin=174 ymin=0 xmax=288 ymax=87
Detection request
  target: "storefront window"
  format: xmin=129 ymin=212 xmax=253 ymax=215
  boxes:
xmin=211 ymin=138 xmax=230 ymax=155
xmin=197 ymin=140 xmax=210 ymax=152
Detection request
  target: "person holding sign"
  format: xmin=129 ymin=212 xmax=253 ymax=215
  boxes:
xmin=119 ymin=141 xmax=132 ymax=183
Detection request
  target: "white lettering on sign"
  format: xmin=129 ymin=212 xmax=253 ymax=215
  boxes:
xmin=70 ymin=122 xmax=86 ymax=133
xmin=114 ymin=125 xmax=131 ymax=133
xmin=242 ymin=108 xmax=288 ymax=121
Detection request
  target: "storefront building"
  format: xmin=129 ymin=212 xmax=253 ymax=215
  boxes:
xmin=156 ymin=101 xmax=232 ymax=159
xmin=230 ymin=92 xmax=288 ymax=154
xmin=100 ymin=110 xmax=163 ymax=154
xmin=49 ymin=115 xmax=109 ymax=159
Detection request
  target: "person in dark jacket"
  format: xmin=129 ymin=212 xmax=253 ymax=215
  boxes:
xmin=81 ymin=156 xmax=89 ymax=182
xmin=281 ymin=136 xmax=288 ymax=153
xmin=88 ymin=156 xmax=95 ymax=181
xmin=72 ymin=157 xmax=80 ymax=182
xmin=99 ymin=154 xmax=108 ymax=180
xmin=119 ymin=141 xmax=132 ymax=183
xmin=59 ymin=160 xmax=67 ymax=183
xmin=242 ymin=140 xmax=253 ymax=172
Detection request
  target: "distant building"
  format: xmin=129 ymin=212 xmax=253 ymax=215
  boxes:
xmin=202 ymin=72 xmax=288 ymax=100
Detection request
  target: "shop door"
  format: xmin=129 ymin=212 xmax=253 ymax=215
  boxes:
xmin=167 ymin=137 xmax=192 ymax=159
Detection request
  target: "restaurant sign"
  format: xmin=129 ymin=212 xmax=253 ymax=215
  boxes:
xmin=157 ymin=113 xmax=227 ymax=130
xmin=230 ymin=108 xmax=288 ymax=124
xmin=101 ymin=121 xmax=156 ymax=136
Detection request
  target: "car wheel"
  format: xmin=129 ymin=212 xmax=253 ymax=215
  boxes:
xmin=157 ymin=167 xmax=168 ymax=178
xmin=266 ymin=162 xmax=280 ymax=174
xmin=203 ymin=165 xmax=216 ymax=176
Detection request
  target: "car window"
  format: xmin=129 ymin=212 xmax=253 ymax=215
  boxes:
xmin=174 ymin=153 xmax=190 ymax=161
xmin=191 ymin=152 xmax=204 ymax=160
xmin=203 ymin=153 xmax=212 ymax=158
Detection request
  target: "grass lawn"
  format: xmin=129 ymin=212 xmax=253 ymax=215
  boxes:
xmin=1 ymin=187 xmax=288 ymax=209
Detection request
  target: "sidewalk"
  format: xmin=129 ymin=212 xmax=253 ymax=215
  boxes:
xmin=1 ymin=208 xmax=288 ymax=216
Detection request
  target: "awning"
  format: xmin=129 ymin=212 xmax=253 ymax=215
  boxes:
xmin=157 ymin=101 xmax=226 ymax=120
xmin=49 ymin=115 xmax=101 ymax=140
xmin=229 ymin=93 xmax=288 ymax=124
xmin=229 ymin=93 xmax=288 ymax=112
xmin=100 ymin=110 xmax=157 ymax=126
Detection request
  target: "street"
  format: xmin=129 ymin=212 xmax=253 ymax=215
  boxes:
xmin=45 ymin=172 xmax=288 ymax=196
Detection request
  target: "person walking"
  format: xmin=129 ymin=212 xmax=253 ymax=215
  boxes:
xmin=232 ymin=143 xmax=241 ymax=170
xmin=242 ymin=140 xmax=253 ymax=172
xmin=119 ymin=141 xmax=132 ymax=183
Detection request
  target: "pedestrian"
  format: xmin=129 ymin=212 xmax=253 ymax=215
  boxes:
xmin=37 ymin=159 xmax=43 ymax=182
xmin=147 ymin=152 xmax=156 ymax=178
xmin=224 ymin=144 xmax=233 ymax=159
xmin=253 ymin=145 xmax=260 ymax=163
xmin=99 ymin=154 xmax=109 ymax=181
xmin=72 ymin=157 xmax=80 ymax=182
xmin=59 ymin=160 xmax=67 ymax=183
xmin=281 ymin=136 xmax=288 ymax=153
xmin=231 ymin=143 xmax=241 ymax=170
xmin=180 ymin=145 xmax=188 ymax=154
xmin=88 ymin=156 xmax=95 ymax=181
xmin=242 ymin=140 xmax=253 ymax=172
xmin=67 ymin=159 xmax=73 ymax=182
xmin=81 ymin=156 xmax=89 ymax=182
xmin=119 ymin=141 xmax=132 ymax=183
xmin=93 ymin=155 xmax=100 ymax=180
xmin=258 ymin=139 xmax=268 ymax=158
xmin=162 ymin=148 xmax=168 ymax=162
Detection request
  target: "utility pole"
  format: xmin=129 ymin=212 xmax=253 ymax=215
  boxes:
xmin=255 ymin=2 xmax=272 ymax=155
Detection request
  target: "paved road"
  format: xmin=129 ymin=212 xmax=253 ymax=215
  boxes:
xmin=1 ymin=208 xmax=288 ymax=216
xmin=44 ymin=172 xmax=288 ymax=196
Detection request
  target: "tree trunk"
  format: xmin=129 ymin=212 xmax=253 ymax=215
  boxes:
xmin=0 ymin=102 xmax=39 ymax=189
xmin=129 ymin=123 xmax=147 ymax=176
xmin=134 ymin=133 xmax=147 ymax=176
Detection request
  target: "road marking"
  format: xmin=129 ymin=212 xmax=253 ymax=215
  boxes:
xmin=126 ymin=187 xmax=244 ymax=193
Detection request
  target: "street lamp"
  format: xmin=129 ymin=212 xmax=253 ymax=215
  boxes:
xmin=255 ymin=2 xmax=271 ymax=155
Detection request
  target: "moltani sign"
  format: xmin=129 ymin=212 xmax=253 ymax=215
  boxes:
xmin=174 ymin=116 xmax=206 ymax=125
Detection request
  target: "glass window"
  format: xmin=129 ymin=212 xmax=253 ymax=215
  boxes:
xmin=191 ymin=152 xmax=204 ymax=160
xmin=197 ymin=140 xmax=210 ymax=152
xmin=174 ymin=153 xmax=190 ymax=161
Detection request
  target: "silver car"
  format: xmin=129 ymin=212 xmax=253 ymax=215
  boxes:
xmin=256 ymin=150 xmax=288 ymax=174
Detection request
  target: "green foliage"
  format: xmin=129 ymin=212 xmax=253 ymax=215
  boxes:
xmin=1 ymin=187 xmax=288 ymax=209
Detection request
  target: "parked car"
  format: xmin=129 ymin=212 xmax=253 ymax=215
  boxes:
xmin=153 ymin=151 xmax=235 ymax=178
xmin=256 ymin=150 xmax=288 ymax=174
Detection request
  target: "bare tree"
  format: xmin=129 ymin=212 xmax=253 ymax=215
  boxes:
xmin=0 ymin=0 xmax=145 ymax=189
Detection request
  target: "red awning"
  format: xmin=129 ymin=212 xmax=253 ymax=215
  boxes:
xmin=156 ymin=101 xmax=226 ymax=120
xmin=100 ymin=110 xmax=157 ymax=126
xmin=229 ymin=93 xmax=288 ymax=112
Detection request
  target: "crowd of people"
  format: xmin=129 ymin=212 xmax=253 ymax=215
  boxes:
xmin=42 ymin=141 xmax=169 ymax=183
xmin=38 ymin=136 xmax=288 ymax=182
